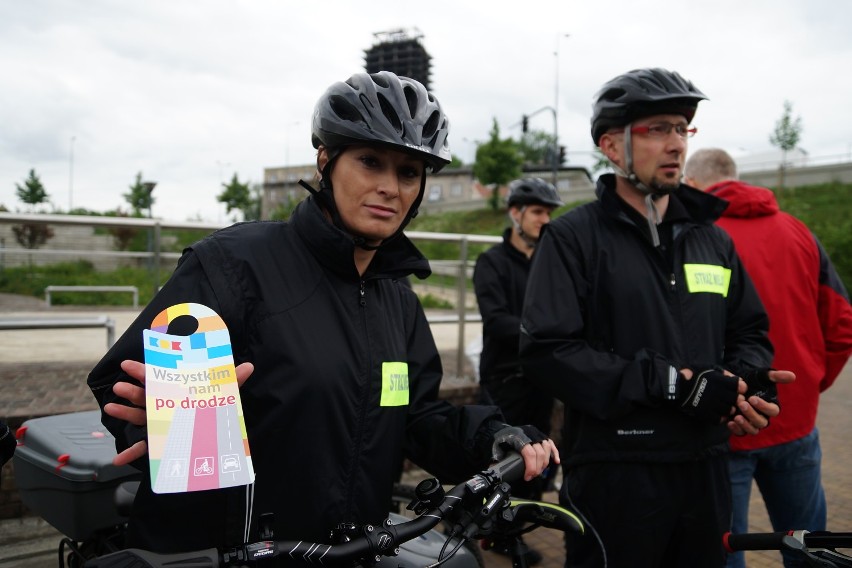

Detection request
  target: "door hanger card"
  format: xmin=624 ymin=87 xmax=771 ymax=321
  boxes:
xmin=143 ymin=302 xmax=254 ymax=494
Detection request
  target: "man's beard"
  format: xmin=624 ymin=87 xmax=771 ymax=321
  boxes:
xmin=648 ymin=175 xmax=681 ymax=195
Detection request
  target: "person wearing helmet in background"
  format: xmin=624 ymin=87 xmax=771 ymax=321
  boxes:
xmin=472 ymin=177 xmax=563 ymax=565
xmin=88 ymin=71 xmax=559 ymax=554
xmin=519 ymin=68 xmax=794 ymax=567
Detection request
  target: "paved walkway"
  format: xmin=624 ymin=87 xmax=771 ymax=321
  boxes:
xmin=1 ymin=293 xmax=851 ymax=566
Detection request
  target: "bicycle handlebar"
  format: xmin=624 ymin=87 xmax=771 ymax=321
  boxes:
xmin=86 ymin=453 xmax=530 ymax=567
xmin=723 ymin=530 xmax=852 ymax=568
xmin=723 ymin=530 xmax=806 ymax=552
xmin=724 ymin=530 xmax=852 ymax=552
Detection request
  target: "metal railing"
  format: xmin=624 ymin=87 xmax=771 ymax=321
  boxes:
xmin=0 ymin=315 xmax=116 ymax=348
xmin=0 ymin=213 xmax=500 ymax=379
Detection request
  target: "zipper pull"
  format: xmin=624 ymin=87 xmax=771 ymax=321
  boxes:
xmin=359 ymin=280 xmax=366 ymax=307
xmin=670 ymin=273 xmax=677 ymax=290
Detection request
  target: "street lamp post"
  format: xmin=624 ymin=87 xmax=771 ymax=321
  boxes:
xmin=553 ymin=33 xmax=571 ymax=186
xmin=68 ymin=136 xmax=76 ymax=212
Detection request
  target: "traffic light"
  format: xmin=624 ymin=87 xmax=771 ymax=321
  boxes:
xmin=558 ymin=145 xmax=566 ymax=164
xmin=521 ymin=115 xmax=529 ymax=133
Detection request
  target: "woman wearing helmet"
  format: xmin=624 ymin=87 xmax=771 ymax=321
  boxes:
xmin=88 ymin=71 xmax=558 ymax=553
xmin=520 ymin=68 xmax=790 ymax=567
xmin=304 ymin=71 xmax=451 ymax=254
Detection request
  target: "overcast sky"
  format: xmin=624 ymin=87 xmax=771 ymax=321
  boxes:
xmin=2 ymin=0 xmax=851 ymax=222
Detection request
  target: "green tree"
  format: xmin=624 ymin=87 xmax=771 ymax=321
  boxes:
xmin=518 ymin=129 xmax=557 ymax=167
xmin=472 ymin=119 xmax=523 ymax=211
xmin=13 ymin=169 xmax=54 ymax=251
xmin=16 ymin=169 xmax=50 ymax=211
xmin=217 ymin=173 xmax=258 ymax=221
xmin=124 ymin=172 xmax=156 ymax=217
xmin=769 ymin=100 xmax=803 ymax=191
xmin=268 ymin=195 xmax=302 ymax=221
xmin=448 ymin=154 xmax=464 ymax=169
xmin=248 ymin=183 xmax=263 ymax=221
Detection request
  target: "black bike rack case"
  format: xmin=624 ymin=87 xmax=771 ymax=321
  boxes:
xmin=13 ymin=410 xmax=141 ymax=541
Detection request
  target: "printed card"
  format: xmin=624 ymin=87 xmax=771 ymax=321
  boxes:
xmin=143 ymin=302 xmax=254 ymax=493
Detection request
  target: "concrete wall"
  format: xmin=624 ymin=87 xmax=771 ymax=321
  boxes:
xmin=740 ymin=161 xmax=852 ymax=188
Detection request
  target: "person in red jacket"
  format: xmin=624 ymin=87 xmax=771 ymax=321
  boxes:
xmin=685 ymin=147 xmax=852 ymax=568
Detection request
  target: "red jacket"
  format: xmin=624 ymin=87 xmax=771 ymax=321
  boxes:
xmin=709 ymin=180 xmax=852 ymax=450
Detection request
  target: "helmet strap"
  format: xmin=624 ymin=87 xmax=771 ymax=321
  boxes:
xmin=509 ymin=207 xmax=538 ymax=249
xmin=643 ymin=193 xmax=662 ymax=247
xmin=609 ymin=125 xmax=663 ymax=247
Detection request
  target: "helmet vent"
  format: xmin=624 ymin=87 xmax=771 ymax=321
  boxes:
xmin=370 ymin=72 xmax=390 ymax=89
xmin=602 ymin=87 xmax=627 ymax=101
xmin=422 ymin=110 xmax=440 ymax=139
xmin=329 ymin=94 xmax=367 ymax=125
xmin=403 ymin=85 xmax=419 ymax=119
xmin=377 ymin=93 xmax=403 ymax=133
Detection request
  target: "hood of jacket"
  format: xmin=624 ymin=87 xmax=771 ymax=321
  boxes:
xmin=293 ymin=195 xmax=432 ymax=281
xmin=708 ymin=180 xmax=780 ymax=219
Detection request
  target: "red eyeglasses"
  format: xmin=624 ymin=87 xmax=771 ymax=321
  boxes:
xmin=630 ymin=122 xmax=697 ymax=139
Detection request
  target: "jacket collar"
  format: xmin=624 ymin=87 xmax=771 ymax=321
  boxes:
xmin=501 ymin=227 xmax=531 ymax=263
xmin=292 ymin=196 xmax=432 ymax=281
xmin=596 ymin=173 xmax=728 ymax=226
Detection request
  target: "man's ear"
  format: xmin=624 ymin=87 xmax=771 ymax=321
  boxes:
xmin=316 ymin=146 xmax=329 ymax=177
xmin=508 ymin=206 xmax=521 ymax=225
xmin=598 ymin=133 xmax=620 ymax=164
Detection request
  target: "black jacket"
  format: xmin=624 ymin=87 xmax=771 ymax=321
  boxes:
xmin=473 ymin=228 xmax=530 ymax=384
xmin=0 ymin=420 xmax=14 ymax=467
xmin=519 ymin=175 xmax=772 ymax=466
xmin=88 ymin=197 xmax=503 ymax=552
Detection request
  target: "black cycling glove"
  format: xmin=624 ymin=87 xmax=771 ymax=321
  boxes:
xmin=739 ymin=368 xmax=780 ymax=408
xmin=675 ymin=369 xmax=739 ymax=423
xmin=732 ymin=369 xmax=779 ymax=424
xmin=491 ymin=424 xmax=547 ymax=461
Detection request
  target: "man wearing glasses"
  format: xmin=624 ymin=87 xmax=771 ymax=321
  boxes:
xmin=519 ymin=68 xmax=794 ymax=567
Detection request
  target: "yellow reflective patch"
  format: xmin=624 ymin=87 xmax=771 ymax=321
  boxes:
xmin=683 ymin=264 xmax=731 ymax=297
xmin=381 ymin=362 xmax=409 ymax=407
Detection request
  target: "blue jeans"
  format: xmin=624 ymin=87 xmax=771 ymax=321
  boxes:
xmin=726 ymin=428 xmax=827 ymax=568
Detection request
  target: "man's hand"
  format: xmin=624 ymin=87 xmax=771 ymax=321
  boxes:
xmin=675 ymin=368 xmax=739 ymax=423
xmin=105 ymin=359 xmax=255 ymax=466
xmin=728 ymin=369 xmax=795 ymax=436
xmin=492 ymin=425 xmax=561 ymax=482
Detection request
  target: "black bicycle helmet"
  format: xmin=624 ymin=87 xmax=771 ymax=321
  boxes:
xmin=507 ymin=178 xmax=564 ymax=208
xmin=590 ymin=68 xmax=707 ymax=145
xmin=311 ymin=71 xmax=451 ymax=172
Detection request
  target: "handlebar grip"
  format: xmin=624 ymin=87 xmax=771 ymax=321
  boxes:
xmin=488 ymin=452 xmax=526 ymax=484
xmin=83 ymin=547 xmax=221 ymax=567
xmin=723 ymin=531 xmax=796 ymax=552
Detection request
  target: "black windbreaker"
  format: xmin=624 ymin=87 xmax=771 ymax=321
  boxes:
xmin=519 ymin=175 xmax=772 ymax=466
xmin=473 ymin=228 xmax=530 ymax=384
xmin=88 ymin=196 xmax=504 ymax=552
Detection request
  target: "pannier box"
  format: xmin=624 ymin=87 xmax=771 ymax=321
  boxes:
xmin=13 ymin=410 xmax=141 ymax=541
